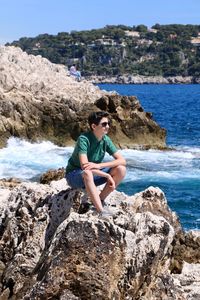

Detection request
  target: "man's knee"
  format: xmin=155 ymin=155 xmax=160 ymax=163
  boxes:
xmin=110 ymin=165 xmax=126 ymax=183
xmin=111 ymin=165 xmax=126 ymax=178
xmin=118 ymin=165 xmax=126 ymax=178
xmin=82 ymin=170 xmax=93 ymax=181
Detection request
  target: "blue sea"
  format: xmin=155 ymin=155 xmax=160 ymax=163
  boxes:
xmin=0 ymin=84 xmax=200 ymax=230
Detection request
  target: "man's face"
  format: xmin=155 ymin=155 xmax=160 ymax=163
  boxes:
xmin=92 ymin=117 xmax=111 ymax=136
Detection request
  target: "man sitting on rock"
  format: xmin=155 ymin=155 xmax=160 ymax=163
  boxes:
xmin=69 ymin=65 xmax=81 ymax=81
xmin=65 ymin=111 xmax=126 ymax=219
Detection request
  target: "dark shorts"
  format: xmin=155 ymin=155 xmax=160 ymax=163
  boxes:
xmin=65 ymin=167 xmax=111 ymax=189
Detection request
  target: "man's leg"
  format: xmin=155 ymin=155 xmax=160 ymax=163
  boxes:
xmin=81 ymin=169 xmax=121 ymax=220
xmin=82 ymin=170 xmax=103 ymax=212
xmin=99 ymin=165 xmax=126 ymax=202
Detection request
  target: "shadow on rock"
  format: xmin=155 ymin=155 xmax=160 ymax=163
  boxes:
xmin=45 ymin=188 xmax=80 ymax=247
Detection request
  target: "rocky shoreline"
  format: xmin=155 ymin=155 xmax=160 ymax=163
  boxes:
xmin=85 ymin=74 xmax=200 ymax=84
xmin=1 ymin=46 xmax=200 ymax=299
xmin=0 ymin=179 xmax=200 ymax=299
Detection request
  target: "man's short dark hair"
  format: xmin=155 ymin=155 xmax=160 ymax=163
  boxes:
xmin=88 ymin=111 xmax=110 ymax=128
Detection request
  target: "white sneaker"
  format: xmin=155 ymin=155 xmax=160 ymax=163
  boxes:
xmin=98 ymin=207 xmax=116 ymax=221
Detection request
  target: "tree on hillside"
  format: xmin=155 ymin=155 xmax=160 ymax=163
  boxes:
xmin=6 ymin=24 xmax=200 ymax=77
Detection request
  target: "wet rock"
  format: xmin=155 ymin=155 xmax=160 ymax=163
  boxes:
xmin=40 ymin=167 xmax=65 ymax=184
xmin=0 ymin=178 xmax=21 ymax=189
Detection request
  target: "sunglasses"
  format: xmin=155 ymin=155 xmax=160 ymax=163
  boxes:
xmin=99 ymin=121 xmax=111 ymax=127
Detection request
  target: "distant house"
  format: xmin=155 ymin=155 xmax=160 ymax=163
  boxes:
xmin=139 ymin=54 xmax=156 ymax=62
xmin=191 ymin=37 xmax=200 ymax=46
xmin=136 ymin=39 xmax=153 ymax=46
xmin=95 ymin=39 xmax=117 ymax=46
xmin=148 ymin=28 xmax=158 ymax=33
xmin=169 ymin=34 xmax=177 ymax=40
xmin=125 ymin=31 xmax=140 ymax=38
xmin=32 ymin=42 xmax=41 ymax=51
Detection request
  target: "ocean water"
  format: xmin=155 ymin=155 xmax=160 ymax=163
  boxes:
xmin=0 ymin=84 xmax=200 ymax=230
xmin=98 ymin=84 xmax=200 ymax=230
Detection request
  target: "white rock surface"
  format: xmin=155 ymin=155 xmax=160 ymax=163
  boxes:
xmin=0 ymin=182 xmax=190 ymax=299
xmin=0 ymin=46 xmax=105 ymax=105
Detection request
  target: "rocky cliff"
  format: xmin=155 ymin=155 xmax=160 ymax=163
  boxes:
xmin=0 ymin=46 xmax=166 ymax=149
xmin=0 ymin=180 xmax=200 ymax=299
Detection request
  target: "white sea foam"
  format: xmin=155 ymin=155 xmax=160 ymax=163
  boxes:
xmin=117 ymin=147 xmax=200 ymax=181
xmin=0 ymin=137 xmax=199 ymax=182
xmin=0 ymin=137 xmax=73 ymax=180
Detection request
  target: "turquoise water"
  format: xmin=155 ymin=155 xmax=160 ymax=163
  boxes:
xmin=0 ymin=84 xmax=200 ymax=230
xmin=98 ymin=84 xmax=200 ymax=230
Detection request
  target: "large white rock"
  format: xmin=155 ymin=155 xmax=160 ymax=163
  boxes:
xmin=0 ymin=182 xmax=188 ymax=299
xmin=0 ymin=46 xmax=105 ymax=105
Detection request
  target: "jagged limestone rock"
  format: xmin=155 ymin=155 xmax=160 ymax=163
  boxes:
xmin=0 ymin=46 xmax=166 ymax=149
xmin=1 ymin=181 xmax=197 ymax=299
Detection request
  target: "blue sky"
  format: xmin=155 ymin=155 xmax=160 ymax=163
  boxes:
xmin=0 ymin=0 xmax=200 ymax=44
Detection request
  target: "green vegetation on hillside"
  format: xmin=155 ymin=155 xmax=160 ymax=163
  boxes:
xmin=7 ymin=24 xmax=200 ymax=77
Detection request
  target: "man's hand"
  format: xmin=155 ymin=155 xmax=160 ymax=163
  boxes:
xmin=107 ymin=175 xmax=115 ymax=190
xmin=82 ymin=162 xmax=100 ymax=170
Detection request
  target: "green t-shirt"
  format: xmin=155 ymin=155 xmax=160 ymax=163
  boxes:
xmin=66 ymin=131 xmax=117 ymax=173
